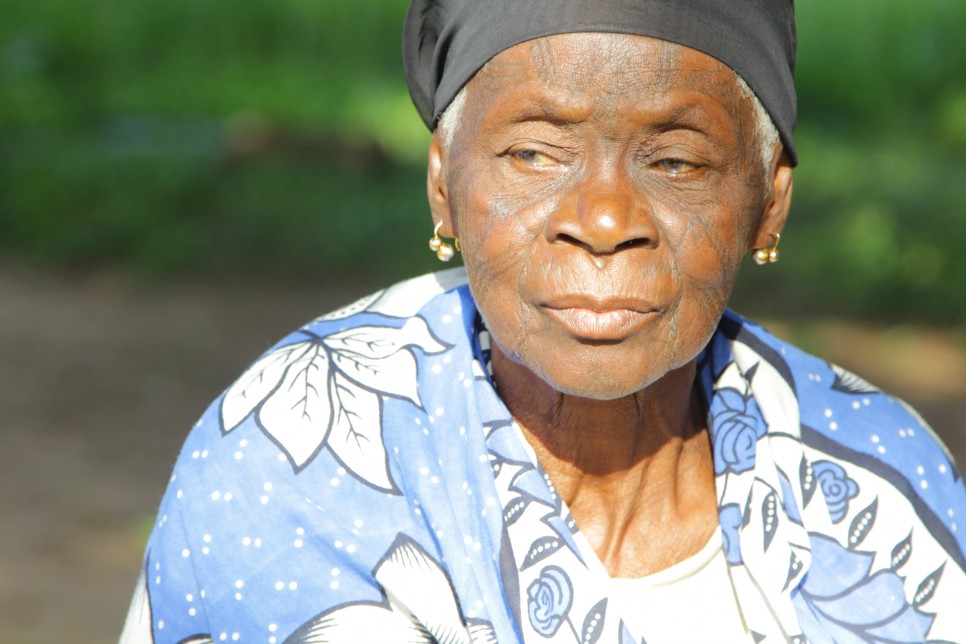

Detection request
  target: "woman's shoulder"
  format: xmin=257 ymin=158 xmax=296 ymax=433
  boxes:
xmin=718 ymin=309 xmax=964 ymax=532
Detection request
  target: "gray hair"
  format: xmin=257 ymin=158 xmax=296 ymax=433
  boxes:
xmin=437 ymin=72 xmax=780 ymax=172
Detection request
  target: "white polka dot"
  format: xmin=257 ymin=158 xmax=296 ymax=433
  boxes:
xmin=203 ymin=534 xmax=212 ymax=543
xmin=917 ymin=466 xmax=925 ymax=475
xmin=234 ymin=451 xmax=244 ymax=460
xmin=862 ymin=398 xmax=870 ymax=406
xmin=443 ymin=355 xmax=452 ymax=364
xmin=192 ymin=450 xmax=200 ymax=459
xmin=939 ymin=464 xmax=948 ymax=474
xmin=235 ymin=579 xmax=244 ymax=589
xmin=219 ymin=633 xmax=227 ymax=641
xmin=453 ymin=305 xmax=462 ymax=314
xmin=211 ymin=491 xmax=221 ymax=501
xmin=200 ymin=590 xmax=206 ymax=598
xmin=330 ymin=477 xmax=340 ymax=487
xmin=948 ymin=508 xmax=955 ymax=518
xmin=158 ymin=620 xmax=165 ymax=630
xmin=263 ymin=482 xmax=273 ymax=492
xmin=186 ymin=593 xmax=194 ymax=602
xmin=871 ymin=435 xmax=880 ymax=444
xmin=331 ymin=567 xmax=340 ymax=576
xmin=223 ymin=492 xmax=233 ymax=502
xmin=852 ymin=401 xmax=861 ymax=410
xmin=829 ymin=422 xmax=838 ymax=430
xmin=188 ymin=607 xmax=197 ymax=617
xmin=294 ymin=539 xmax=303 ymax=548
xmin=239 ymin=438 xmax=248 ymax=447
xmin=431 ymin=476 xmax=440 ymax=484
xmin=435 ymin=407 xmax=445 ymax=416
xmin=337 ymin=467 xmax=347 ymax=476
xmin=234 ymin=592 xmax=242 ymax=601
xmin=254 ymin=538 xmax=262 ymax=547
xmin=296 ymin=527 xmax=305 ymax=535
xmin=346 ymin=544 xmax=357 ymax=554
xmin=176 ymin=489 xmax=183 ymax=499
xmin=202 ymin=547 xmax=210 ymax=555
xmin=182 ymin=548 xmax=190 ymax=558
xmin=288 ymin=581 xmax=298 ymax=590
xmin=275 ymin=581 xmax=284 ymax=591
xmin=334 ymin=540 xmax=344 ymax=549
xmin=877 ymin=446 xmax=886 ymax=454
xmin=432 ymin=364 xmax=442 ymax=374
xmin=442 ymin=314 xmax=453 ymax=323
xmin=920 ymin=480 xmax=929 ymax=490
xmin=242 ymin=536 xmax=251 ymax=546
xmin=231 ymin=633 xmax=239 ymax=641
xmin=824 ymin=408 xmax=833 ymax=418
xmin=155 ymin=576 xmax=161 ymax=584
xmin=353 ymin=519 xmax=363 ymax=528
xmin=278 ymin=453 xmax=287 ymax=461
xmin=330 ymin=580 xmax=340 ymax=590
xmin=260 ymin=495 xmax=270 ymax=504
xmin=269 ymin=624 xmax=278 ymax=633
xmin=269 ymin=638 xmax=277 ymax=644
xmin=201 ymin=450 xmax=209 ymax=458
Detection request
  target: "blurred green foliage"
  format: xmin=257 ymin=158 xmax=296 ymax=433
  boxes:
xmin=0 ymin=0 xmax=964 ymax=321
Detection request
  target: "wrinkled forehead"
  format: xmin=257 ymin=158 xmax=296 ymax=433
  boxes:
xmin=461 ymin=34 xmax=746 ymax=132
xmin=476 ymin=33 xmax=735 ymax=98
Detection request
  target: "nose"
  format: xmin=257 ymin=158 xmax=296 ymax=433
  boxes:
xmin=546 ymin=170 xmax=659 ymax=256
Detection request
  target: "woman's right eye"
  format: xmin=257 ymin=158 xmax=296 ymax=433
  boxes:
xmin=510 ymin=149 xmax=556 ymax=167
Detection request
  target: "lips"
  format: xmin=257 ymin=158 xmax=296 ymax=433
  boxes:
xmin=540 ymin=296 xmax=659 ymax=340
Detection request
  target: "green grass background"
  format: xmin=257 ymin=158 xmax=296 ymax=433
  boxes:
xmin=1 ymin=0 xmax=964 ymax=322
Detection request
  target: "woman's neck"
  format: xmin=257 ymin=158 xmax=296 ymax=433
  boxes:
xmin=491 ymin=344 xmax=718 ymax=577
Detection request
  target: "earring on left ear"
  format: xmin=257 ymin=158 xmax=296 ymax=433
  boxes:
xmin=429 ymin=221 xmax=460 ymax=262
xmin=752 ymin=233 xmax=781 ymax=265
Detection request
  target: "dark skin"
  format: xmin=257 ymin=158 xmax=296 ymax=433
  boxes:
xmin=427 ymin=33 xmax=793 ymax=578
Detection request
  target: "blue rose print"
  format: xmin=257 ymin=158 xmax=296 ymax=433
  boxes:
xmin=711 ymin=387 xmax=765 ymax=475
xmin=527 ymin=565 xmax=574 ymax=637
xmin=719 ymin=503 xmax=744 ymax=564
xmin=792 ymin=534 xmax=934 ymax=643
xmin=812 ymin=460 xmax=859 ymax=523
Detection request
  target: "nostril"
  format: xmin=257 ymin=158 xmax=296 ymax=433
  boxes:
xmin=615 ymin=237 xmax=650 ymax=251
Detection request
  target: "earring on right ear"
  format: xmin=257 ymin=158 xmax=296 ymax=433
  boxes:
xmin=752 ymin=233 xmax=781 ymax=265
xmin=429 ymin=221 xmax=457 ymax=262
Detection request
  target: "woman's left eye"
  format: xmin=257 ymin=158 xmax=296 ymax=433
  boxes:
xmin=655 ymin=158 xmax=697 ymax=174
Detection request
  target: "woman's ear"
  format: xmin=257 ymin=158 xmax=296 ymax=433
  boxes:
xmin=749 ymin=147 xmax=794 ymax=250
xmin=427 ymin=131 xmax=457 ymax=237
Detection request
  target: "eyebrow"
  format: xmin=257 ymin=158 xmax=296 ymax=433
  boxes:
xmin=503 ymin=100 xmax=589 ymax=128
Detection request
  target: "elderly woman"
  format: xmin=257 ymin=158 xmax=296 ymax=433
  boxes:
xmin=122 ymin=1 xmax=966 ymax=642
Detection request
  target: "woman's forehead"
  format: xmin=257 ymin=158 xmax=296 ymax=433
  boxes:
xmin=466 ymin=34 xmax=743 ymax=130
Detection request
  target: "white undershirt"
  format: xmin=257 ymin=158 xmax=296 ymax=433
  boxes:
xmin=577 ymin=529 xmax=754 ymax=643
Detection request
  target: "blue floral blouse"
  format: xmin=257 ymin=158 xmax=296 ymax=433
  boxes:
xmin=121 ymin=268 xmax=966 ymax=643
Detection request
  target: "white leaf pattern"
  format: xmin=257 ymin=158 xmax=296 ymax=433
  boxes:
xmin=328 ymin=371 xmax=394 ymax=491
xmin=221 ymin=342 xmax=313 ymax=431
xmin=375 ymin=535 xmax=482 ymax=644
xmin=258 ymin=343 xmax=332 ymax=468
xmin=287 ymin=602 xmax=434 ymax=644
xmin=331 ymin=345 xmax=422 ymax=406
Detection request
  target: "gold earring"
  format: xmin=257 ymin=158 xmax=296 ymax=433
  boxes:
xmin=429 ymin=221 xmax=460 ymax=262
xmin=752 ymin=233 xmax=781 ymax=265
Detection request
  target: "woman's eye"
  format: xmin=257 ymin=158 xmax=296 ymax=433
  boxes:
xmin=511 ymin=149 xmax=556 ymax=167
xmin=655 ymin=158 xmax=697 ymax=174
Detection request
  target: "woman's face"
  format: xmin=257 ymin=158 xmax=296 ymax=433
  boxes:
xmin=429 ymin=33 xmax=791 ymax=400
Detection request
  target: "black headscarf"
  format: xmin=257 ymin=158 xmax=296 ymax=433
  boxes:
xmin=402 ymin=0 xmax=797 ymax=165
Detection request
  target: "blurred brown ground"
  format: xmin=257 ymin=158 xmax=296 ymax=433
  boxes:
xmin=1 ymin=266 xmax=963 ymax=644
